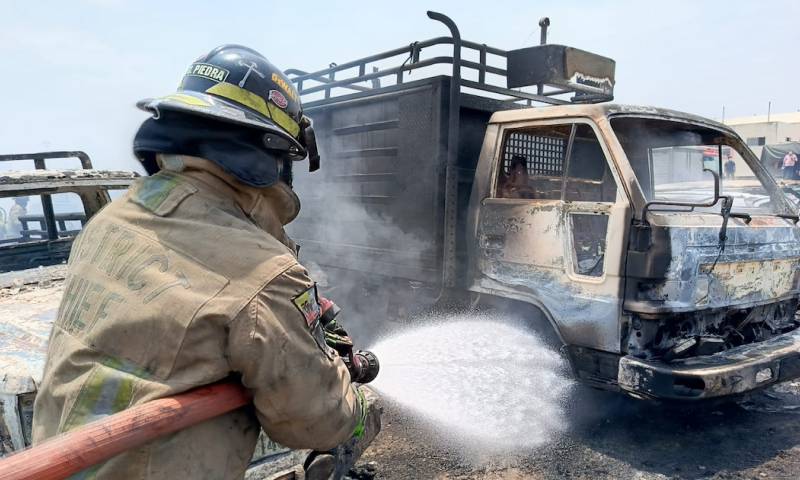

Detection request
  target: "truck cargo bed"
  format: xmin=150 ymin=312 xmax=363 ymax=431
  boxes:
xmin=290 ymin=76 xmax=505 ymax=287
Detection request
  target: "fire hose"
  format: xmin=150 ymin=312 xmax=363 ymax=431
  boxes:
xmin=0 ymin=382 xmax=250 ymax=480
xmin=0 ymin=350 xmax=380 ymax=480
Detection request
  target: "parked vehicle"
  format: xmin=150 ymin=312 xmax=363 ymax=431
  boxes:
xmin=0 ymin=151 xmax=137 ymax=455
xmin=288 ymin=12 xmax=800 ymax=401
xmin=0 ymin=151 xmax=136 ymax=273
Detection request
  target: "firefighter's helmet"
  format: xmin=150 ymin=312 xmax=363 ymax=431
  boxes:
xmin=136 ymin=45 xmax=319 ymax=172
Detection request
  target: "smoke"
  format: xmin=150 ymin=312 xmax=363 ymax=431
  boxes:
xmin=287 ymin=185 xmax=430 ymax=344
xmin=287 ymin=114 xmax=433 ymax=345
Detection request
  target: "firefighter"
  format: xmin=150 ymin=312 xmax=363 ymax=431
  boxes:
xmin=32 ymin=45 xmax=373 ymax=479
xmin=7 ymin=196 xmax=29 ymax=238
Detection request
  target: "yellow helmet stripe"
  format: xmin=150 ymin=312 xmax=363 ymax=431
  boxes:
xmin=267 ymin=103 xmax=300 ymax=138
xmin=205 ymin=82 xmax=300 ymax=138
xmin=162 ymin=93 xmax=210 ymax=107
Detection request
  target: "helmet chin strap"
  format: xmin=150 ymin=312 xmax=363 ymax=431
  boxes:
xmin=278 ymin=157 xmax=294 ymax=188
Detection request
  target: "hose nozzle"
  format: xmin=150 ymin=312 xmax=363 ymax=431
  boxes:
xmin=349 ymin=350 xmax=380 ymax=384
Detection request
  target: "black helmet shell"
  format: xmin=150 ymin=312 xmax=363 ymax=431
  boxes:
xmin=137 ymin=45 xmax=306 ymax=158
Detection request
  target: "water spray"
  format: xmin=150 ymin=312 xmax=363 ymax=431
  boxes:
xmin=367 ymin=313 xmax=574 ymax=456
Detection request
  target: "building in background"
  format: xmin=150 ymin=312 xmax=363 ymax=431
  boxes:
xmin=725 ymin=112 xmax=800 ymax=158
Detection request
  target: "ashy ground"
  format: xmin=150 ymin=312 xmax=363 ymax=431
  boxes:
xmin=357 ymin=382 xmax=800 ymax=479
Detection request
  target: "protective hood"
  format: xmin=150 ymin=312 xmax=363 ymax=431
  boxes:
xmin=158 ymin=154 xmax=301 ymax=230
xmin=133 ymin=110 xmax=289 ymax=188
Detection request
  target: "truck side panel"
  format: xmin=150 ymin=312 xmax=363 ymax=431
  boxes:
xmin=290 ymin=78 xmax=502 ymax=290
xmin=290 ymin=79 xmax=447 ymax=284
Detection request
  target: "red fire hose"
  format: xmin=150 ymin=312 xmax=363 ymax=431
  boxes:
xmin=0 ymin=382 xmax=250 ymax=480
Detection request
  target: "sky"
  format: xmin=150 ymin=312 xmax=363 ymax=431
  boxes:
xmin=1 ymin=0 xmax=799 ymax=171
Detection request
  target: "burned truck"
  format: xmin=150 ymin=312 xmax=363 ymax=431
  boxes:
xmin=0 ymin=151 xmax=137 ymax=453
xmin=288 ymin=12 xmax=800 ymax=401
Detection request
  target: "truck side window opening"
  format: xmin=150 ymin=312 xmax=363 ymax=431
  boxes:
xmin=496 ymin=125 xmax=571 ymax=199
xmin=564 ymin=124 xmax=617 ymax=203
xmin=570 ymin=213 xmax=608 ymax=277
xmin=50 ymin=192 xmax=87 ymax=236
xmin=1 ymin=195 xmax=43 ymax=243
xmin=108 ymin=189 xmax=128 ymax=201
xmin=0 ymin=193 xmax=86 ymax=245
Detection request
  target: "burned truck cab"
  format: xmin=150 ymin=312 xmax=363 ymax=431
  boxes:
xmin=470 ymin=104 xmax=800 ymax=400
xmin=610 ymin=109 xmax=800 ymax=399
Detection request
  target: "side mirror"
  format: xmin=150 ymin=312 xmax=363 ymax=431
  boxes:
xmin=702 ymin=167 xmax=722 ymax=203
xmin=641 ymin=167 xmax=732 ymax=221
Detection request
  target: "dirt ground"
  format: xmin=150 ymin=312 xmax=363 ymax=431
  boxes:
xmin=356 ymin=381 xmax=800 ymax=479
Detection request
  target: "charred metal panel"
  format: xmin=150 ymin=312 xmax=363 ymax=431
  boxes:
xmin=0 ymin=169 xmax=137 ymax=192
xmin=0 ymin=282 xmax=59 ymax=454
xmin=0 ymin=239 xmax=74 ymax=274
xmin=626 ymin=223 xmax=672 ymax=279
xmin=625 ymin=218 xmax=800 ymax=315
xmin=566 ymin=345 xmax=622 ymax=390
xmin=290 ymin=79 xmax=445 ymax=284
xmin=473 ymin=200 xmax=622 ymax=352
xmin=619 ymin=327 xmax=800 ymax=400
xmin=468 ymin=117 xmax=631 ymax=354
xmin=0 ymin=284 xmax=59 ymax=390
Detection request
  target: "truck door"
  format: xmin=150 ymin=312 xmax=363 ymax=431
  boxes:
xmin=473 ymin=120 xmax=629 ymax=353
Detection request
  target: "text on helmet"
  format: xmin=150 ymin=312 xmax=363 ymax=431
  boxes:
xmin=186 ymin=63 xmax=230 ymax=83
xmin=271 ymin=72 xmax=299 ymax=103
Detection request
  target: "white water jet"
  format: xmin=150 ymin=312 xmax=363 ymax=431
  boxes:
xmin=369 ymin=313 xmax=574 ymax=454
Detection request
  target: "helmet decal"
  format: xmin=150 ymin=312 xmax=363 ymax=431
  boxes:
xmin=270 ymin=72 xmax=299 ymax=102
xmin=237 ymin=60 xmax=266 ymax=87
xmin=269 ymin=90 xmax=288 ymax=109
xmin=186 ymin=63 xmax=230 ymax=83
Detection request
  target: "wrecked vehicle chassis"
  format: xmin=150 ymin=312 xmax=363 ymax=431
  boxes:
xmin=619 ymin=327 xmax=800 ymax=400
xmin=285 ymin=14 xmax=800 ymax=402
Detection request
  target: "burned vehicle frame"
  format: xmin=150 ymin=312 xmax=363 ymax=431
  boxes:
xmin=0 ymin=151 xmax=137 ymax=273
xmin=614 ymin=112 xmax=800 ymax=399
xmin=286 ymin=12 xmax=800 ymax=402
xmin=470 ymin=106 xmax=800 ymax=401
xmin=0 ymin=151 xmax=138 ymax=455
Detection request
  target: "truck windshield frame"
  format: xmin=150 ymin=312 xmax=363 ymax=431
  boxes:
xmin=610 ymin=115 xmax=795 ymax=217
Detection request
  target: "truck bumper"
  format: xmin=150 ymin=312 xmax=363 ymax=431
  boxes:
xmin=618 ymin=328 xmax=800 ymax=400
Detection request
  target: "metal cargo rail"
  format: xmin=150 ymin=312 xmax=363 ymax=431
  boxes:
xmin=286 ymin=11 xmax=614 ymax=108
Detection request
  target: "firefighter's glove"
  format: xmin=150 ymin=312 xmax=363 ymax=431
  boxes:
xmin=319 ymin=297 xmax=354 ymax=359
